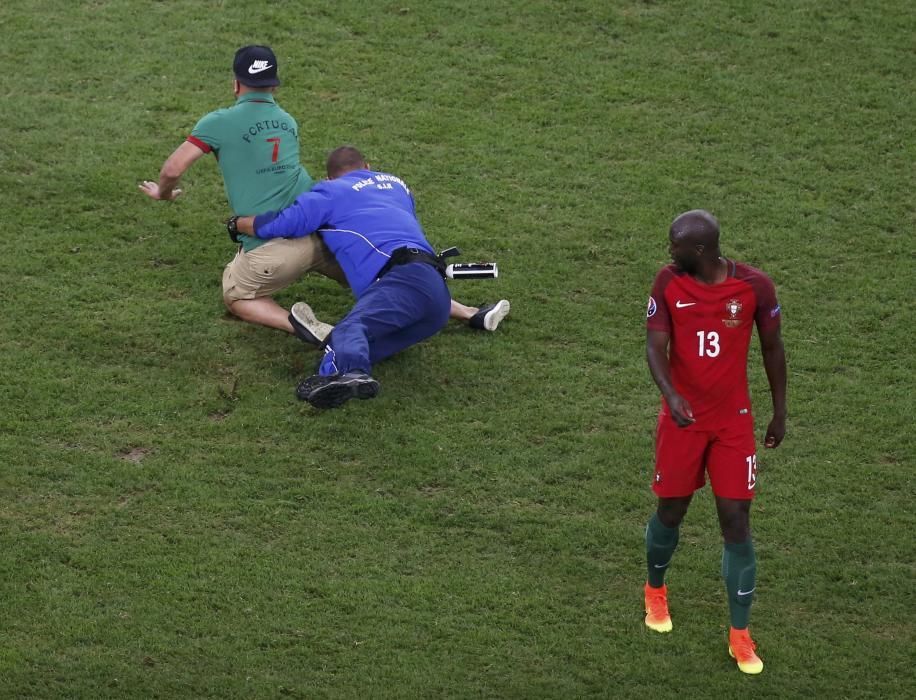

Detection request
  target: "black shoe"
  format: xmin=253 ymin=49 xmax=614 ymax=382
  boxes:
xmin=289 ymin=302 xmax=334 ymax=347
xmin=468 ymin=299 xmax=511 ymax=331
xmin=296 ymin=371 xmax=380 ymax=408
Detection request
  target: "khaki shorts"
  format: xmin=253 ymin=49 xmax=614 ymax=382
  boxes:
xmin=222 ymin=236 xmax=346 ymax=302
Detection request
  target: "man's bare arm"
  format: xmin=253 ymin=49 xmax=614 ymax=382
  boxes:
xmin=139 ymin=141 xmax=207 ymax=201
xmin=647 ymin=328 xmax=694 ymax=427
xmin=759 ymin=325 xmax=787 ymax=448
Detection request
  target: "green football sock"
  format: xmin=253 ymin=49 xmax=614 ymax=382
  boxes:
xmin=722 ymin=539 xmax=757 ymax=630
xmin=645 ymin=513 xmax=679 ymax=588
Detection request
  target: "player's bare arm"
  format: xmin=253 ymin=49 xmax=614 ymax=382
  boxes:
xmin=140 ymin=141 xmax=207 ymax=201
xmin=758 ymin=324 xmax=787 ymax=448
xmin=647 ymin=329 xmax=695 ymax=427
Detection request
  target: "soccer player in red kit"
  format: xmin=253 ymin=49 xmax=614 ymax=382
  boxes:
xmin=642 ymin=210 xmax=786 ymax=674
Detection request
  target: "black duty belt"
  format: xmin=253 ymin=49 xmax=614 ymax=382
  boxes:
xmin=376 ymin=247 xmax=447 ymax=280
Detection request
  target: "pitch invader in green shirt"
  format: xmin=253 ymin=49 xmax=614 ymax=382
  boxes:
xmin=140 ymin=45 xmax=510 ymax=340
xmin=191 ymin=90 xmax=312 ymax=253
xmin=141 ymin=45 xmax=343 ymax=337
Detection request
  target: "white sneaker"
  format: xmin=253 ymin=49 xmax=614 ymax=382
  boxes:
xmin=289 ymin=302 xmax=334 ymax=346
xmin=469 ymin=299 xmax=511 ymax=331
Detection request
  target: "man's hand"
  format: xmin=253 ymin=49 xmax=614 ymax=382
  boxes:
xmin=666 ymin=393 xmax=696 ymax=427
xmin=139 ymin=181 xmax=182 ymax=201
xmin=764 ymin=414 xmax=786 ymax=448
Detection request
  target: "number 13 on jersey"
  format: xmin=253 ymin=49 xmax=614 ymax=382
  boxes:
xmin=697 ymin=330 xmax=720 ymax=357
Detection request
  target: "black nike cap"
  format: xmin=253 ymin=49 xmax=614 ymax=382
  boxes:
xmin=233 ymin=45 xmax=280 ymax=88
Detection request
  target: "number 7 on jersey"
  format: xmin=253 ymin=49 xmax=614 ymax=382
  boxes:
xmin=266 ymin=137 xmax=281 ymax=163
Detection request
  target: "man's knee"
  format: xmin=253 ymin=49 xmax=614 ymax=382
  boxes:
xmin=656 ymin=496 xmax=691 ymax=528
xmin=225 ymin=295 xmax=259 ymax=322
xmin=721 ymin=519 xmax=751 ymax=543
xmin=224 ymin=294 xmax=242 ymax=316
xmin=717 ymin=499 xmax=751 ymax=542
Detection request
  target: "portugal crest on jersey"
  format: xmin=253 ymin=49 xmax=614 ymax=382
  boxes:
xmin=723 ymin=299 xmax=743 ymax=328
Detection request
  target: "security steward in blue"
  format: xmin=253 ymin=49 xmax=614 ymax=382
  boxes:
xmin=228 ymin=145 xmax=452 ymax=408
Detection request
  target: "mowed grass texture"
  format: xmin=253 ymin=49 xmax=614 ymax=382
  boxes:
xmin=1 ymin=0 xmax=914 ymax=697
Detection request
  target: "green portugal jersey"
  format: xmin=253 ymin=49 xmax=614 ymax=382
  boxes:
xmin=189 ymin=92 xmax=314 ymax=251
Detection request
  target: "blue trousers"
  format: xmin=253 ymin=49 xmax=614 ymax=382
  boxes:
xmin=318 ymin=262 xmax=451 ymax=376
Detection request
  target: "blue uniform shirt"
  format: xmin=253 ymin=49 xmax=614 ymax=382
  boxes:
xmin=253 ymin=169 xmax=435 ymax=297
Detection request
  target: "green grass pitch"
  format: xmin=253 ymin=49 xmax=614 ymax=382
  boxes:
xmin=0 ymin=0 xmax=913 ymax=697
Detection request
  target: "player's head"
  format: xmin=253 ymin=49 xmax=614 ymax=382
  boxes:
xmin=668 ymin=209 xmax=721 ymax=274
xmin=326 ymin=146 xmax=368 ymax=179
xmin=233 ymin=45 xmax=280 ymax=89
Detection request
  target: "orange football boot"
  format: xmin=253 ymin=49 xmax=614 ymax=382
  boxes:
xmin=644 ymin=583 xmax=673 ymax=632
xmin=728 ymin=627 xmax=763 ymax=674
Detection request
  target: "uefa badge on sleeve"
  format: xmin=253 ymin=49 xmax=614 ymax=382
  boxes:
xmin=647 ymin=297 xmax=657 ymax=319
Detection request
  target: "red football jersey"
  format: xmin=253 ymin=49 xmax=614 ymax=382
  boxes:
xmin=646 ymin=260 xmax=781 ymax=429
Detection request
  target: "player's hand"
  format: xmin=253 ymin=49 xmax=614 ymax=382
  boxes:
xmin=139 ymin=180 xmax=182 ymax=201
xmin=764 ymin=414 xmax=786 ymax=448
xmin=666 ymin=394 xmax=696 ymax=428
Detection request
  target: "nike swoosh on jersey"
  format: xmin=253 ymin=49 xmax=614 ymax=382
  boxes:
xmin=675 ymin=301 xmax=696 ymax=308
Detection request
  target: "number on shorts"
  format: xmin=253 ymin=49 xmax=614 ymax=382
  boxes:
xmin=746 ymin=454 xmax=757 ymax=490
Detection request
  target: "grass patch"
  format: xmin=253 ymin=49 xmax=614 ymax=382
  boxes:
xmin=1 ymin=0 xmax=913 ymax=696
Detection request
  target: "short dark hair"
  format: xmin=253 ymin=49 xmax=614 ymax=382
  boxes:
xmin=326 ymin=145 xmax=367 ymax=179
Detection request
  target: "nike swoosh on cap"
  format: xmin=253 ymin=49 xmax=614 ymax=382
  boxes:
xmin=248 ymin=62 xmax=273 ymax=74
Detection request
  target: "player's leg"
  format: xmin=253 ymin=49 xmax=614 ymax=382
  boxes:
xmin=297 ymin=299 xmax=381 ymax=406
xmin=708 ymin=420 xmax=763 ymax=673
xmin=449 ymin=300 xmax=475 ymax=321
xmin=644 ymin=418 xmax=708 ymax=632
xmin=643 ymin=494 xmax=691 ymax=633
xmin=449 ymin=299 xmax=511 ymax=331
xmin=715 ymin=496 xmax=756 ymax=631
xmin=716 ymin=496 xmax=752 ymax=544
xmin=318 ymin=264 xmax=449 ymax=372
xmin=222 ymin=237 xmax=337 ymax=336
xmin=287 ymin=238 xmax=348 ymax=344
xmin=300 ymin=264 xmax=449 ymax=408
xmin=366 ymin=265 xmax=451 ymax=364
xmin=320 ymin=264 xmax=449 ymax=368
xmin=648 ymin=495 xmax=691 ymax=583
xmin=225 ymin=296 xmax=293 ymax=332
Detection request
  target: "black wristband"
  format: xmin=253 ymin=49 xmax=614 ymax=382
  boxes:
xmin=226 ymin=216 xmax=241 ymax=244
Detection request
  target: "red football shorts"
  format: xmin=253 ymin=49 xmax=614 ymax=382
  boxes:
xmin=652 ymin=413 xmax=758 ymax=500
